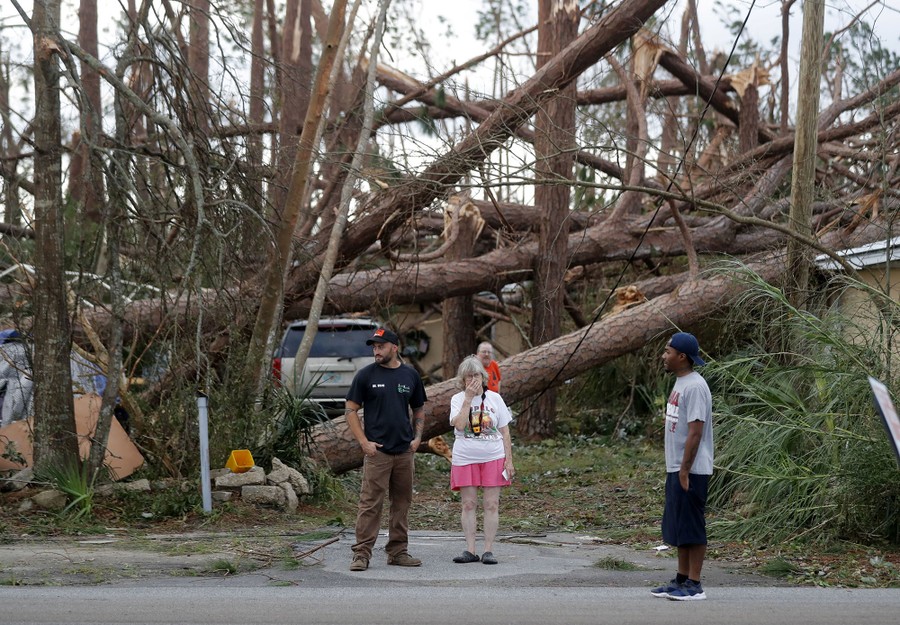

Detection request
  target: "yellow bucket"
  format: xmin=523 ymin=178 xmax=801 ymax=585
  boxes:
xmin=226 ymin=449 xmax=255 ymax=473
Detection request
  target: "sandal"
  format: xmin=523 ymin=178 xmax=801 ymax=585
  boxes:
xmin=481 ymin=551 xmax=498 ymax=565
xmin=453 ymin=550 xmax=480 ymax=563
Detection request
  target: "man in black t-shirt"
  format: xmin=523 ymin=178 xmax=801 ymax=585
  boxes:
xmin=346 ymin=328 xmax=427 ymax=571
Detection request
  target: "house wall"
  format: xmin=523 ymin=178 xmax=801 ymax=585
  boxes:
xmin=834 ymin=264 xmax=900 ymax=347
xmin=388 ymin=305 xmax=526 ymax=383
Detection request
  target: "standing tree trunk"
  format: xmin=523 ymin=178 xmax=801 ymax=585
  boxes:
xmin=738 ymin=81 xmax=760 ymax=153
xmin=0 ymin=48 xmax=22 ymax=226
xmin=442 ymin=197 xmax=482 ymax=378
xmin=779 ymin=0 xmax=796 ymax=135
xmin=520 ymin=0 xmax=578 ymax=439
xmin=188 ymin=0 xmax=210 ymax=133
xmin=243 ymin=0 xmax=347 ymax=397
xmin=31 ymin=0 xmax=79 ymax=473
xmin=273 ymin=0 xmax=313 ymax=212
xmin=245 ymin=0 xmax=268 ymax=251
xmin=785 ymin=0 xmax=825 ymax=309
xmin=68 ymin=0 xmax=105 ymax=225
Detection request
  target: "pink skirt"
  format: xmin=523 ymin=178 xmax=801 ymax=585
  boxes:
xmin=450 ymin=458 xmax=510 ymax=490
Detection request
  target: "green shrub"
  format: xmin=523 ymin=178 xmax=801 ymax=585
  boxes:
xmin=708 ymin=269 xmax=900 ymax=545
xmin=40 ymin=459 xmax=97 ymax=520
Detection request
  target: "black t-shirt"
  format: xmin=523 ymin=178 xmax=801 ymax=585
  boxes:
xmin=346 ymin=362 xmax=427 ymax=454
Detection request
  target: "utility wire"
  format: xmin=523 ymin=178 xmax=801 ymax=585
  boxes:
xmin=517 ymin=0 xmax=759 ymax=415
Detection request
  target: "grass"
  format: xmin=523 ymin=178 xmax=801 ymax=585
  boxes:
xmin=412 ymin=435 xmax=661 ymax=540
xmin=1 ymin=430 xmax=898 ymax=588
xmin=594 ymin=556 xmax=642 ymax=571
xmin=202 ymin=557 xmax=259 ymax=576
xmin=761 ymin=557 xmax=801 ymax=578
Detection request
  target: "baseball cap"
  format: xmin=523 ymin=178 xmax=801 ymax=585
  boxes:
xmin=669 ymin=332 xmax=706 ymax=366
xmin=366 ymin=328 xmax=399 ymax=346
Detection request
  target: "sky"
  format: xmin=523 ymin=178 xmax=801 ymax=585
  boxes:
xmin=2 ymin=1 xmax=898 ymax=85
xmin=1 ymin=0 xmax=897 ymax=155
xmin=417 ymin=0 xmax=900 ymax=92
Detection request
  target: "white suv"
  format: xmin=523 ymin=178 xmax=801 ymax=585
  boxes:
xmin=272 ymin=317 xmax=380 ymax=409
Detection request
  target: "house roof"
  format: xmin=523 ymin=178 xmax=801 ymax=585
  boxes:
xmin=814 ymin=236 xmax=900 ymax=270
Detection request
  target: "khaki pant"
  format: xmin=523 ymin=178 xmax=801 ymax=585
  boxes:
xmin=352 ymin=450 xmax=414 ymax=559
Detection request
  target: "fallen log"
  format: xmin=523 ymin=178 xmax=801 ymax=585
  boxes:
xmin=311 ymin=221 xmax=892 ymax=473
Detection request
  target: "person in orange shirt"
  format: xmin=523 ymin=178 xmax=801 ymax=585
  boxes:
xmin=477 ymin=342 xmax=501 ymax=393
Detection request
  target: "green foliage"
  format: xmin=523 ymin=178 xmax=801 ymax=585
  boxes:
xmin=558 ymin=342 xmax=669 ymax=438
xmin=200 ymin=556 xmax=260 ymax=576
xmin=150 ymin=487 xmax=203 ymax=519
xmin=825 ymin=21 xmax=900 ymax=106
xmin=106 ymin=483 xmax=202 ymax=521
xmin=708 ymin=269 xmax=900 ymax=545
xmin=39 ymin=460 xmax=97 ymax=520
xmin=302 ymin=458 xmax=349 ymax=505
xmin=761 ymin=556 xmax=801 ymax=578
xmin=253 ymin=384 xmax=330 ymax=470
xmin=594 ymin=556 xmax=641 ymax=571
xmin=474 ymin=0 xmax=531 ymax=43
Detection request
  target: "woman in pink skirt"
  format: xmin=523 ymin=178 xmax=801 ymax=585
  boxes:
xmin=449 ymin=355 xmax=515 ymax=565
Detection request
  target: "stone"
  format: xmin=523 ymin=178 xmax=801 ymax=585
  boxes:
xmin=32 ymin=489 xmax=68 ymax=512
xmin=17 ymin=498 xmax=33 ymax=512
xmin=1 ymin=467 xmax=33 ymax=492
xmin=209 ymin=468 xmax=230 ymax=480
xmin=215 ymin=465 xmax=265 ymax=489
xmin=268 ymin=457 xmax=311 ymax=496
xmin=94 ymin=479 xmax=151 ymax=497
xmin=119 ymin=478 xmax=151 ymax=492
xmin=279 ymin=482 xmax=298 ymax=512
xmin=211 ymin=490 xmax=232 ymax=502
xmin=241 ymin=485 xmax=286 ymax=508
xmin=289 ymin=471 xmax=311 ymax=496
xmin=94 ymin=483 xmax=116 ymax=497
xmin=266 ymin=457 xmax=292 ymax=484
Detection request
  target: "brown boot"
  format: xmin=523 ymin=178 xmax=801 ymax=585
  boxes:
xmin=387 ymin=552 xmax=421 ymax=567
xmin=349 ymin=555 xmax=369 ymax=571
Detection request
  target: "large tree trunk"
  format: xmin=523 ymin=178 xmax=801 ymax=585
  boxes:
xmin=315 ymin=256 xmax=787 ymax=473
xmin=0 ymin=47 xmax=22 ymax=227
xmin=311 ymin=219 xmax=890 ymax=473
xmin=272 ymin=0 xmax=313 ymax=211
xmin=441 ymin=198 xmax=481 ymax=378
xmin=243 ymin=0 xmax=346 ymax=397
xmin=520 ymin=0 xmax=579 ymax=439
xmin=188 ymin=0 xmax=210 ymax=133
xmin=68 ymin=0 xmax=104 ymax=225
xmin=785 ymin=0 xmax=825 ymax=308
xmin=247 ymin=0 xmax=266 ymax=204
xmin=31 ymin=0 xmax=79 ymax=473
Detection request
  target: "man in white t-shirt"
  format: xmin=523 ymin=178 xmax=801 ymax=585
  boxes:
xmin=651 ymin=332 xmax=713 ymax=601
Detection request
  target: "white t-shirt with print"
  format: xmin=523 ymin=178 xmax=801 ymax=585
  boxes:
xmin=664 ymin=371 xmax=714 ymax=474
xmin=449 ymin=390 xmax=512 ymax=466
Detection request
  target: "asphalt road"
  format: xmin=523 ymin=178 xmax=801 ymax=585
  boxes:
xmin=2 ymin=531 xmax=897 ymax=624
xmin=2 ymin=586 xmax=897 ymax=625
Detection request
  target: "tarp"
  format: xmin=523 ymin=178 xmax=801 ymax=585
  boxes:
xmin=0 ymin=393 xmax=143 ymax=479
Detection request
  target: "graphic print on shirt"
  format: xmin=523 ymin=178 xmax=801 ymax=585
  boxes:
xmin=666 ymin=390 xmax=680 ymax=433
xmin=465 ymin=405 xmax=500 ymax=439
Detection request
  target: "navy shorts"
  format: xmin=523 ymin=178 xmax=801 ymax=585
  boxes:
xmin=662 ymin=472 xmax=709 ymax=547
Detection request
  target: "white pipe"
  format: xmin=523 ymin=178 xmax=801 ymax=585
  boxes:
xmin=197 ymin=393 xmax=212 ymax=513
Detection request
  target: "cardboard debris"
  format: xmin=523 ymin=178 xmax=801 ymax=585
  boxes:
xmin=0 ymin=393 xmax=143 ymax=479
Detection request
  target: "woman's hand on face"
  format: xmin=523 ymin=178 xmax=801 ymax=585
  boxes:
xmin=464 ymin=375 xmax=481 ymax=398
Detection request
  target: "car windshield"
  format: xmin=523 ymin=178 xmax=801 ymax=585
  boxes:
xmin=280 ymin=326 xmax=375 ymax=359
